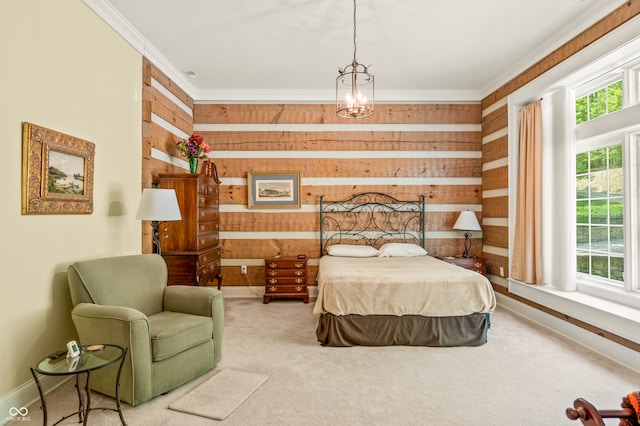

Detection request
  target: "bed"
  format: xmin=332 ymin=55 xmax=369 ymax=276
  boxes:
xmin=313 ymin=192 xmax=496 ymax=347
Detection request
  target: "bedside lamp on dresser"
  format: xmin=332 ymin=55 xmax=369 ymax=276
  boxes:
xmin=453 ymin=210 xmax=481 ymax=259
xmin=136 ymin=188 xmax=182 ymax=255
xmin=437 ymin=210 xmax=486 ymax=276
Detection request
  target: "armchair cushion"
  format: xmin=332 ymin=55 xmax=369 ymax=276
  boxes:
xmin=149 ymin=311 xmax=212 ymax=361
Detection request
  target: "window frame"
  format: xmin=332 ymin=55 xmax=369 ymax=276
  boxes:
xmin=507 ymin=32 xmax=640 ymax=311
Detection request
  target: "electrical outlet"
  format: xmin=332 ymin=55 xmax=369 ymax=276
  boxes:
xmin=499 ymin=266 xmax=504 ymax=277
xmin=241 ymin=265 xmax=247 ymax=275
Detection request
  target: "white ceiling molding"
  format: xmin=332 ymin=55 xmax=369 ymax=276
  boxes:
xmin=479 ymin=0 xmax=630 ymax=99
xmin=191 ymin=89 xmax=482 ymax=103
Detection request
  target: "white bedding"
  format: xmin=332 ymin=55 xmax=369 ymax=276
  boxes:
xmin=313 ymin=255 xmax=496 ymax=317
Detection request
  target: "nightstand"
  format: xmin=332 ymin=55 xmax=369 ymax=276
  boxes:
xmin=436 ymin=256 xmax=486 ymax=276
xmin=263 ymin=256 xmax=309 ymax=304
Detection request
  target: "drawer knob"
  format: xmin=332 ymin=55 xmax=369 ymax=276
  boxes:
xmin=268 ymin=271 xmax=277 ymax=276
xmin=295 ymin=286 xmax=303 ymax=292
xmin=295 ymin=263 xmax=303 ymax=268
xmin=269 ymin=278 xmax=277 ymax=284
xmin=295 ymin=270 xmax=303 ymax=276
xmin=269 ymin=262 xmax=278 ymax=268
xmin=295 ymin=278 xmax=303 ymax=284
xmin=269 ymin=286 xmax=277 ymax=292
xmin=474 ymin=262 xmax=483 ymax=268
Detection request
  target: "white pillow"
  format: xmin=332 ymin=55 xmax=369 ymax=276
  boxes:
xmin=326 ymin=244 xmax=380 ymax=257
xmin=378 ymin=243 xmax=428 ymax=257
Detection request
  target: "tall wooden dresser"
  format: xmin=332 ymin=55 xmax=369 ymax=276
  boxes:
xmin=158 ymin=172 xmax=222 ymax=288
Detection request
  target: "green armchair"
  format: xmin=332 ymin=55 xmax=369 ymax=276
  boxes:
xmin=67 ymin=254 xmax=223 ymax=406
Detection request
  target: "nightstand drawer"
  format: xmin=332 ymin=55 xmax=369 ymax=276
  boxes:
xmin=266 ymin=276 xmax=306 ymax=285
xmin=266 ymin=268 xmax=306 ymax=277
xmin=264 ymin=284 xmax=307 ymax=294
xmin=437 ymin=256 xmax=486 ymax=276
xmin=265 ymin=260 xmax=306 ymax=269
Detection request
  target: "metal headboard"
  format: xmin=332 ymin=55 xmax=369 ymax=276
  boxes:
xmin=319 ymin=192 xmax=425 ymax=257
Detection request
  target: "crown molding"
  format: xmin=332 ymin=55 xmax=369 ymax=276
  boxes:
xmin=82 ymin=0 xmax=196 ymax=95
xmin=479 ymin=0 xmax=630 ymax=99
xmin=192 ymin=89 xmax=482 ymax=104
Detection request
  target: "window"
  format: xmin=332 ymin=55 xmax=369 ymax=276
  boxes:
xmin=575 ymin=144 xmax=624 ymax=284
xmin=508 ymin=38 xmax=640 ymax=309
xmin=569 ymin=59 xmax=640 ymax=305
xmin=575 ymin=80 xmax=623 ymax=124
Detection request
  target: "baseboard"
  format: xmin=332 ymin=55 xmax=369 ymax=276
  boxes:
xmin=0 ymin=374 xmax=69 ymax=425
xmin=496 ymin=293 xmax=640 ymax=373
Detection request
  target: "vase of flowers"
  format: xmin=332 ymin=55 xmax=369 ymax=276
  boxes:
xmin=176 ymin=134 xmax=211 ymax=173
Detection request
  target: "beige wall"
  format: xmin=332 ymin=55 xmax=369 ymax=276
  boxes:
xmin=0 ymin=0 xmax=142 ymax=395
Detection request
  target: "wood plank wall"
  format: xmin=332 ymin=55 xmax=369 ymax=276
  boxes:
xmin=194 ymin=103 xmax=483 ymax=286
xmin=141 ymin=57 xmax=194 ymax=253
xmin=480 ymin=0 xmax=640 ymax=287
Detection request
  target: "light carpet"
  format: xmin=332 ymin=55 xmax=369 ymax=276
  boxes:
xmin=24 ymin=298 xmax=640 ymax=425
xmin=169 ymin=369 xmax=268 ymax=420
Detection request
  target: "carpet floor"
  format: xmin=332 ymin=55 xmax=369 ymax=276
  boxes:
xmin=24 ymin=298 xmax=640 ymax=425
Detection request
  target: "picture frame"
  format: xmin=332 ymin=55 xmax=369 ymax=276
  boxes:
xmin=247 ymin=172 xmax=301 ymax=209
xmin=22 ymin=122 xmax=95 ymax=215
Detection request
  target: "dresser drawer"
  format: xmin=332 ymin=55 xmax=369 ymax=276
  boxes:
xmin=198 ymin=221 xmax=219 ymax=234
xmin=198 ymin=208 xmax=219 ymax=222
xmin=265 ymin=260 xmax=306 ymax=269
xmin=266 ymin=276 xmax=306 ymax=286
xmin=264 ymin=284 xmax=307 ymax=294
xmin=196 ymin=232 xmax=219 ymax=250
xmin=436 ymin=256 xmax=486 ymax=276
xmin=198 ymin=193 xmax=219 ymax=208
xmin=266 ymin=268 xmax=306 ymax=277
xmin=198 ymin=181 xmax=219 ymax=196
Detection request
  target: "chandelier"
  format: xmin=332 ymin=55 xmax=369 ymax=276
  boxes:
xmin=336 ymin=0 xmax=374 ymax=119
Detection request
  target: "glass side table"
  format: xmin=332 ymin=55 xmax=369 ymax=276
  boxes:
xmin=30 ymin=344 xmax=127 ymax=426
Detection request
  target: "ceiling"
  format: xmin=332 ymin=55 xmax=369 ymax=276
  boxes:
xmin=91 ymin=0 xmax=627 ymax=102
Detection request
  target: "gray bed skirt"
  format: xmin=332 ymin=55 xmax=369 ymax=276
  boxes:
xmin=316 ymin=312 xmax=489 ymax=347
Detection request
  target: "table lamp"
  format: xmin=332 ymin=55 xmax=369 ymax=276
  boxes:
xmin=453 ymin=210 xmax=481 ymax=258
xmin=136 ymin=188 xmax=182 ymax=255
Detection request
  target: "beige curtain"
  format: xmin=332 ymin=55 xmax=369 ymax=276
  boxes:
xmin=511 ymin=100 xmax=542 ymax=285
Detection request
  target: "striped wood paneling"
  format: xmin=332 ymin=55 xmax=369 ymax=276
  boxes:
xmin=482 ymin=135 xmax=508 ymax=163
xmin=481 ymin=167 xmax=508 ymax=192
xmin=195 ymin=104 xmax=481 ymax=125
xmin=142 ymin=58 xmax=193 ymax=253
xmin=197 ymin=103 xmax=484 ymax=285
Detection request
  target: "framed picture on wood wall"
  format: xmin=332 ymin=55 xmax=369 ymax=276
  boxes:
xmin=22 ymin=122 xmax=95 ymax=214
xmin=247 ymin=172 xmax=301 ymax=209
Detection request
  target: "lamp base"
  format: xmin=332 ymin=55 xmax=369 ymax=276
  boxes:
xmin=461 ymin=232 xmax=473 ymax=258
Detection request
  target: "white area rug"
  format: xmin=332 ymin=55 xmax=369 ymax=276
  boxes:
xmin=168 ymin=369 xmax=269 ymax=421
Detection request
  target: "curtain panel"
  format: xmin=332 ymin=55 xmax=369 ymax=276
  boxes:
xmin=511 ymin=100 xmax=543 ymax=285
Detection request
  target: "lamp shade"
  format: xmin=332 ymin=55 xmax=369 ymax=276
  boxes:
xmin=135 ymin=189 xmax=181 ymax=221
xmin=452 ymin=210 xmax=481 ymax=231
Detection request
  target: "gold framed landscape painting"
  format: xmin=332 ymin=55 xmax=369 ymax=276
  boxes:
xmin=247 ymin=172 xmax=301 ymax=209
xmin=22 ymin=122 xmax=95 ymax=214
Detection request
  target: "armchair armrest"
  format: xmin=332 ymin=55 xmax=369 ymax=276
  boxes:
xmin=72 ymin=303 xmax=148 ymax=322
xmin=70 ymin=302 xmax=154 ymax=405
xmin=70 ymin=303 xmax=152 ymax=348
xmin=163 ymin=286 xmax=223 ymax=318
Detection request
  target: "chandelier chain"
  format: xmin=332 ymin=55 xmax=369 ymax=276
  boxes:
xmin=352 ymin=0 xmax=357 ymax=63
